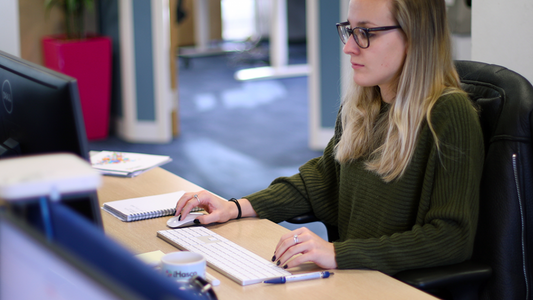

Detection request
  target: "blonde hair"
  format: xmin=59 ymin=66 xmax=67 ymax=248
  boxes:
xmin=334 ymin=0 xmax=465 ymax=182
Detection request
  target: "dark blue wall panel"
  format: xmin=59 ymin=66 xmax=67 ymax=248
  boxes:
xmin=319 ymin=1 xmax=341 ymax=128
xmin=132 ymin=0 xmax=156 ymax=121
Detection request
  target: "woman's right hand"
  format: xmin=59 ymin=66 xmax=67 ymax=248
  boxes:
xmin=175 ymin=191 xmax=249 ymax=225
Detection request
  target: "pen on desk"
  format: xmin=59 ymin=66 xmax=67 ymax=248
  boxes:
xmin=263 ymin=271 xmax=334 ymax=284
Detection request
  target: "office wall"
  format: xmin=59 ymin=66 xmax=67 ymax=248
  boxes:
xmin=471 ymin=0 xmax=533 ymax=83
xmin=16 ymin=0 xmax=97 ymax=65
xmin=0 ymin=0 xmax=20 ymax=57
xmin=176 ymin=0 xmax=222 ymax=46
xmin=252 ymin=0 xmax=306 ymax=42
xmin=18 ymin=2 xmax=62 ymax=65
xmin=16 ymin=0 xmax=96 ymax=65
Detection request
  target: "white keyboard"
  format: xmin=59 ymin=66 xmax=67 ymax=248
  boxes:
xmin=157 ymin=226 xmax=291 ymax=285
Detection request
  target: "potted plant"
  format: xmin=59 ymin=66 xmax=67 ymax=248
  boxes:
xmin=42 ymin=0 xmax=112 ymax=140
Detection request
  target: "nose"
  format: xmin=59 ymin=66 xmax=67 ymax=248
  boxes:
xmin=343 ymin=36 xmax=361 ymax=56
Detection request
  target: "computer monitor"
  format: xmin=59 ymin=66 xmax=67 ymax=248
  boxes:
xmin=0 ymin=204 xmax=216 ymax=300
xmin=0 ymin=211 xmax=143 ymax=300
xmin=0 ymin=50 xmax=102 ymax=227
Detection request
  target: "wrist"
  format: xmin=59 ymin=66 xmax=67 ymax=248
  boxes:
xmin=229 ymin=198 xmax=241 ymax=219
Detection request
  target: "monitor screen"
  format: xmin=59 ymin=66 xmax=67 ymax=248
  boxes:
xmin=0 ymin=212 xmax=141 ymax=300
xmin=0 ymin=50 xmax=102 ymax=227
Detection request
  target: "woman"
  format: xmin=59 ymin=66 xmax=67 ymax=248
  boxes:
xmin=175 ymin=0 xmax=484 ymax=275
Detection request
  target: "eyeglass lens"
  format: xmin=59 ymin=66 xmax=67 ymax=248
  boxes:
xmin=338 ymin=25 xmax=369 ymax=48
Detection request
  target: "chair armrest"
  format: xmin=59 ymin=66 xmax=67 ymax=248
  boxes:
xmin=286 ymin=212 xmax=319 ymax=224
xmin=394 ymin=261 xmax=492 ymax=290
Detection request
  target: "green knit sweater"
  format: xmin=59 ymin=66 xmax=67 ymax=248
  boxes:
xmin=246 ymin=93 xmax=484 ymax=275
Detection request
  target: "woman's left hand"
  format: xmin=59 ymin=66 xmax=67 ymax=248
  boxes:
xmin=272 ymin=227 xmax=337 ymax=270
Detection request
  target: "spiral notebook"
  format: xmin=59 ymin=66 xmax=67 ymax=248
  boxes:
xmin=102 ymin=191 xmax=200 ymax=222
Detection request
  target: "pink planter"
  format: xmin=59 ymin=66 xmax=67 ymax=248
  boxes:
xmin=42 ymin=35 xmax=112 ymax=140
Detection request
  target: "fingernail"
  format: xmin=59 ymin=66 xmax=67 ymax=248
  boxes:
xmin=193 ymin=219 xmax=200 ymax=224
xmin=276 ymin=260 xmax=281 ymax=266
xmin=283 ymin=265 xmax=288 ymax=269
xmin=271 ymin=255 xmax=276 ymax=262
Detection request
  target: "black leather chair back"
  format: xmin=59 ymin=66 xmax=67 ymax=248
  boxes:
xmin=456 ymin=60 xmax=533 ymax=300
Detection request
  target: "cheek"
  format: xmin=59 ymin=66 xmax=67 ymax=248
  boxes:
xmin=385 ymin=54 xmax=404 ymax=72
xmin=382 ymin=45 xmax=407 ymax=72
xmin=373 ymin=54 xmax=401 ymax=77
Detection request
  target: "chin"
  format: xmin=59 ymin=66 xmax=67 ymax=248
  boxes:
xmin=352 ymin=78 xmax=374 ymax=88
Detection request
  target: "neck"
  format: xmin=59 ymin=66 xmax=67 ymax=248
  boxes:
xmin=380 ymin=87 xmax=395 ymax=103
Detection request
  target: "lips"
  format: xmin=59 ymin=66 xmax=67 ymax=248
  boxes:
xmin=351 ymin=62 xmax=364 ymax=69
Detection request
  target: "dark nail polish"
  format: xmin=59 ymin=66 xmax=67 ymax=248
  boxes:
xmin=193 ymin=219 xmax=200 ymax=224
xmin=276 ymin=260 xmax=281 ymax=266
xmin=271 ymin=255 xmax=276 ymax=262
xmin=283 ymin=265 xmax=288 ymax=269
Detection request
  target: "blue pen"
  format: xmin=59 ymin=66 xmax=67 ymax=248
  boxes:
xmin=263 ymin=271 xmax=334 ymax=284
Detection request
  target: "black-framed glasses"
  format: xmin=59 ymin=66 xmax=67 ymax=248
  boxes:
xmin=336 ymin=21 xmax=401 ymax=49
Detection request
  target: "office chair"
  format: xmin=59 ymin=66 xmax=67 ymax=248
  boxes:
xmin=287 ymin=61 xmax=533 ymax=300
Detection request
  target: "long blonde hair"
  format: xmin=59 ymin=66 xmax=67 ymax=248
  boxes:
xmin=334 ymin=0 xmax=465 ymax=182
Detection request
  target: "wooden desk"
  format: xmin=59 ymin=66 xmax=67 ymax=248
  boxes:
xmin=97 ymin=168 xmax=437 ymax=300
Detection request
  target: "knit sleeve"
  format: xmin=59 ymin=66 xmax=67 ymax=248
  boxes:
xmin=334 ymin=94 xmax=484 ymax=275
xmin=245 ymin=112 xmax=343 ymax=224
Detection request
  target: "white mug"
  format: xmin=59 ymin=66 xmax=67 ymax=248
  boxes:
xmin=161 ymin=251 xmax=206 ymax=282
